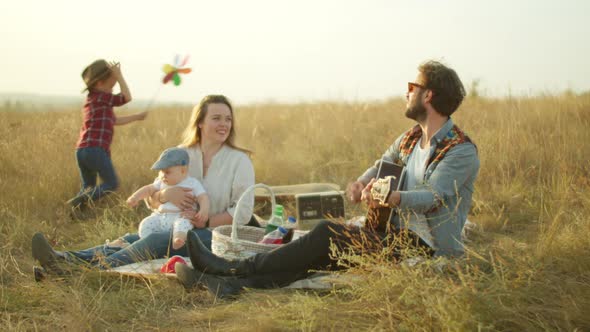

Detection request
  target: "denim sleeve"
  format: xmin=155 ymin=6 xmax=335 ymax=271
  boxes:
xmin=358 ymin=133 xmax=405 ymax=184
xmin=399 ymin=143 xmax=479 ymax=213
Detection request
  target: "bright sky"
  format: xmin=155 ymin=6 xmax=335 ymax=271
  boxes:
xmin=1 ymin=0 xmax=589 ymax=104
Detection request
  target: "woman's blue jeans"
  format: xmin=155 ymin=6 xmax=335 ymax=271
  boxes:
xmin=65 ymin=228 xmax=213 ymax=268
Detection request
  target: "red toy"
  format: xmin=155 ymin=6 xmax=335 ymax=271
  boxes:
xmin=160 ymin=255 xmax=187 ymax=274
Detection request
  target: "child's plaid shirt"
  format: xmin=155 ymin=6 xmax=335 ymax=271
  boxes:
xmin=76 ymin=90 xmax=128 ymax=155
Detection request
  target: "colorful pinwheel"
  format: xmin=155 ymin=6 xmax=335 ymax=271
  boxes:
xmin=162 ymin=55 xmax=191 ymax=86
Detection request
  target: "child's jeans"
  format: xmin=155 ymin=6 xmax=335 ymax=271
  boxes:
xmin=75 ymin=146 xmax=119 ymax=202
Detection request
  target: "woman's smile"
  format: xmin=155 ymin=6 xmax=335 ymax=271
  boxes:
xmin=199 ymin=103 xmax=233 ymax=144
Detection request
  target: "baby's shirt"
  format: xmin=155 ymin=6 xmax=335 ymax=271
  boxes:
xmin=153 ymin=176 xmax=206 ymax=213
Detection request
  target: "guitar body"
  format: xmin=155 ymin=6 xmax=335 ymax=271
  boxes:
xmin=365 ymin=159 xmax=406 ymax=232
xmin=366 ymin=206 xmax=395 ymax=232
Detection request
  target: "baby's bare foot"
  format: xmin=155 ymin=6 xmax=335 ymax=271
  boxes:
xmin=173 ymin=237 xmax=186 ymax=250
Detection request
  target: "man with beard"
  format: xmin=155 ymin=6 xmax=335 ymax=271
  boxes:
xmin=175 ymin=60 xmax=480 ymax=298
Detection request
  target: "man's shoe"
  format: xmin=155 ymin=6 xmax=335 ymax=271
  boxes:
xmin=31 ymin=232 xmax=65 ymax=275
xmin=197 ymin=273 xmax=245 ymax=299
xmin=187 ymin=231 xmax=253 ymax=276
xmin=175 ymin=263 xmax=200 ymax=290
xmin=175 ymin=263 xmax=243 ymax=299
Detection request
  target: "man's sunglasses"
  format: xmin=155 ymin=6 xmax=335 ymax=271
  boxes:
xmin=408 ymin=82 xmax=426 ymax=93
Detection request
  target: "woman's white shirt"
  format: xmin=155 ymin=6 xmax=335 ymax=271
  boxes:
xmin=185 ymin=144 xmax=255 ymax=225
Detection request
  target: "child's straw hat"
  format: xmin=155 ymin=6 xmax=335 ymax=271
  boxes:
xmin=81 ymin=59 xmax=111 ymax=91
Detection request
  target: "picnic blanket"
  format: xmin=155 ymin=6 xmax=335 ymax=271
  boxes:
xmin=106 ymin=217 xmax=475 ymax=286
xmin=109 ymin=258 xmax=355 ymax=289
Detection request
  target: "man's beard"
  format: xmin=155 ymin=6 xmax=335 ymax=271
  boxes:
xmin=405 ymin=91 xmax=427 ymax=121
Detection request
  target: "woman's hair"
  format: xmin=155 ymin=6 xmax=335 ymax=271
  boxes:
xmin=180 ymin=95 xmax=251 ymax=154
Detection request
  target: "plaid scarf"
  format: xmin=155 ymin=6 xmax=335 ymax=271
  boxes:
xmin=398 ymin=124 xmax=474 ymax=171
xmin=397 ymin=124 xmax=475 ymax=214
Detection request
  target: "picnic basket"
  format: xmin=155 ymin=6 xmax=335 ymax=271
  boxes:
xmin=211 ymin=183 xmax=281 ymax=259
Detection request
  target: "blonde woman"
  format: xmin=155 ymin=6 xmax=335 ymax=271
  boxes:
xmin=33 ymin=95 xmax=255 ymax=272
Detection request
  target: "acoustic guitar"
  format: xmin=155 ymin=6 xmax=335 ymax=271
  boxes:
xmin=365 ymin=159 xmax=406 ymax=232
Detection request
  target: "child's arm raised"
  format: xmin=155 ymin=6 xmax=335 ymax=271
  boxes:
xmin=109 ymin=61 xmax=147 ymax=125
xmin=110 ymin=62 xmax=132 ymax=102
xmin=127 ymin=184 xmax=157 ymax=207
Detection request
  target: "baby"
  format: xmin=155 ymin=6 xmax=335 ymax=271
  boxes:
xmin=127 ymin=147 xmax=209 ymax=249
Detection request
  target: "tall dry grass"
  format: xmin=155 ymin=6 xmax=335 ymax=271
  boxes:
xmin=0 ymin=93 xmax=589 ymax=330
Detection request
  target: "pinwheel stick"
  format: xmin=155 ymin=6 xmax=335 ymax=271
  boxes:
xmin=143 ymin=83 xmax=163 ymax=112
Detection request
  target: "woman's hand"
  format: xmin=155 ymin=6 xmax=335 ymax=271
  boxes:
xmin=194 ymin=211 xmax=209 ymax=226
xmin=162 ymin=187 xmax=195 ymax=209
xmin=181 ymin=209 xmax=208 ymax=228
xmin=180 ymin=209 xmax=208 ymax=228
xmin=180 ymin=209 xmax=196 ymax=220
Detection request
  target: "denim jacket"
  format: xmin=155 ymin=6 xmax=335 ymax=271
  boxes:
xmin=359 ymin=118 xmax=480 ymax=257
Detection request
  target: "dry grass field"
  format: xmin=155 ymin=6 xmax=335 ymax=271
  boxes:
xmin=1 ymin=94 xmax=589 ymax=331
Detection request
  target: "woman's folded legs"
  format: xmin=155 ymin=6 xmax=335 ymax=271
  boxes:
xmin=32 ymin=227 xmax=216 ymax=275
